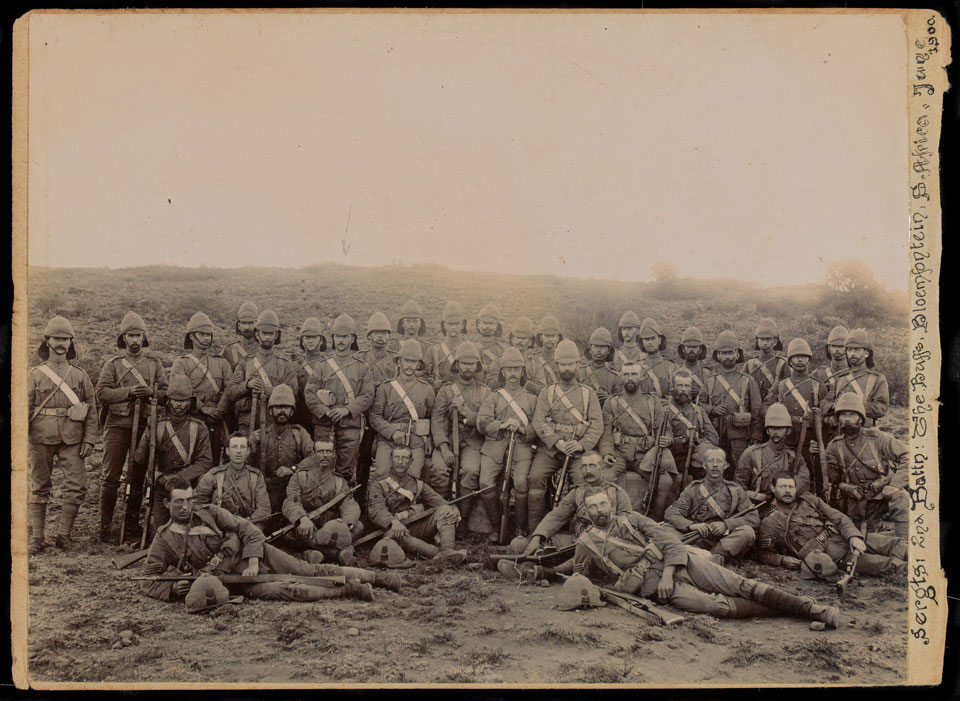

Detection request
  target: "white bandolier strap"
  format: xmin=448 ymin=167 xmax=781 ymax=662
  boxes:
xmin=646 ymin=369 xmax=662 ymax=397
xmin=552 ymin=385 xmax=588 ymax=424
xmin=440 ymin=342 xmax=455 ymax=367
xmin=698 ymin=483 xmax=728 ymax=520
xmin=668 ymin=402 xmax=697 ymax=432
xmin=714 ymin=374 xmax=744 ymax=412
xmin=615 ymin=350 xmax=628 ymax=367
xmin=163 ymin=421 xmax=199 ymax=463
xmin=37 ymin=365 xmax=82 ymax=405
xmin=302 ymin=362 xmax=316 ymax=377
xmin=251 ymin=357 xmax=273 ymax=394
xmin=542 ymin=360 xmax=557 ymax=383
xmin=497 ymin=388 xmax=530 ymax=426
xmin=752 ymin=449 xmax=765 ymax=479
xmin=383 ymin=475 xmax=419 ymax=505
xmin=119 ymin=357 xmax=149 ymax=386
xmin=389 ymin=380 xmax=419 ymax=421
xmin=187 ymin=354 xmax=221 ymax=394
xmin=326 ymin=358 xmax=357 ymax=400
xmin=757 ymin=361 xmax=775 ymax=388
xmin=782 ymin=377 xmax=811 ymax=415
xmin=617 ymin=396 xmax=652 ymax=437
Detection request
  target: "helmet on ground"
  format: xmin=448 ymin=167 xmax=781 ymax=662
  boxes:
xmin=554 ymin=338 xmax=580 ymax=364
xmin=712 ymin=330 xmax=744 ymax=363
xmin=764 ymin=403 xmax=793 ymax=429
xmin=441 ymin=301 xmax=467 ymax=335
xmin=834 ymin=392 xmax=866 ymax=421
xmin=183 ymin=312 xmax=215 ymax=350
xmin=557 ymin=573 xmax=603 ymax=611
xmin=117 ymin=312 xmax=149 ymax=349
xmin=268 ymin=383 xmax=296 ymax=408
xmin=397 ymin=300 xmax=426 ymax=336
xmin=299 ymin=317 xmax=328 ymax=352
xmin=368 ymin=537 xmax=416 ymax=569
xmin=185 ymin=574 xmax=242 ymax=614
xmin=800 ymin=552 xmax=838 ymax=581
xmin=786 ymin=338 xmax=813 ymax=360
xmin=315 ymin=520 xmax=352 ymax=549
xmin=678 ymin=326 xmax=707 ymax=360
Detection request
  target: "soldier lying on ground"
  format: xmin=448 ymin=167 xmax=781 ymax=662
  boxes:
xmin=139 ymin=477 xmax=401 ymax=604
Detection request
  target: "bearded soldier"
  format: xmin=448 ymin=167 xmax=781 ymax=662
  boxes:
xmin=530 ymin=315 xmax=563 ymax=386
xmin=598 ymin=361 xmax=676 ymax=521
xmin=736 ymin=403 xmax=810 ymax=506
xmin=221 ymin=301 xmax=260 ymax=371
xmin=432 ymin=341 xmax=491 ymax=530
xmin=475 ymin=304 xmax=506 ymax=385
xmin=829 ymin=329 xmax=889 ymax=427
xmin=611 ymin=310 xmax=645 ymax=372
xmin=169 ymin=312 xmax=232 ymax=463
xmin=396 ymin=300 xmax=430 ymax=380
xmin=577 ymin=327 xmax=621 ymax=406
xmin=743 ymin=318 xmax=788 ymax=402
xmin=758 ymin=472 xmax=906 ymax=579
xmin=815 ymin=394 xmax=908 ymax=538
xmin=283 ymin=439 xmax=363 ymax=566
xmin=572 ymin=490 xmax=840 ymax=627
xmin=426 ymin=301 xmax=468 ymax=390
xmin=664 ymin=447 xmax=758 ymax=561
xmin=636 ymin=318 xmax=677 ymax=400
xmin=194 ymin=434 xmax=270 ymax=524
xmin=529 ymin=339 xmax=603 ymax=527
xmin=504 ymin=316 xmax=548 ymax=395
xmin=665 ymin=370 xmax=719 ymax=486
xmin=292 ymin=317 xmax=328 ymax=430
xmin=812 ymin=325 xmax=849 ymax=445
xmin=248 ymin=384 xmax=315 ymax=512
xmin=303 ymin=314 xmax=373 ymax=485
xmin=225 ymin=310 xmax=298 ymax=435
xmin=676 ymin=326 xmax=712 ymax=403
xmin=28 ymin=316 xmax=98 ymax=553
xmin=96 ymin=312 xmax=168 ymax=543
xmin=358 ymin=311 xmax=398 ymax=387
xmin=369 ymin=340 xmax=436 ymax=481
xmin=705 ymin=330 xmax=762 ymax=474
xmin=477 ymin=347 xmax=539 ymax=537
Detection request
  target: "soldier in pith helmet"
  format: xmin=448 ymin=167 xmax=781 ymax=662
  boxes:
xmin=736 ymin=402 xmax=810 ymax=509
xmin=426 ymin=301 xmax=468 ymax=390
xmin=530 ymin=315 xmax=563 ymax=387
xmin=576 ymin=327 xmax=621 ymax=406
xmin=396 ymin=300 xmax=430 ymax=377
xmin=475 ymin=304 xmax=506 ymax=384
xmin=676 ymin=326 xmax=711 ymax=403
xmin=611 ymin=310 xmax=645 ymax=372
xmin=636 ymin=318 xmax=677 ymax=400
xmin=292 ymin=316 xmax=329 ymax=430
xmin=743 ymin=318 xmax=788 ymax=402
xmin=829 ymin=329 xmax=889 ymax=427
xmin=221 ymin=301 xmax=260 ymax=371
xmin=811 ymin=325 xmax=849 ymax=445
xmin=704 ymin=330 xmax=762 ymax=475
xmin=501 ymin=316 xmax=549 ymax=395
xmin=358 ymin=312 xmax=398 ymax=388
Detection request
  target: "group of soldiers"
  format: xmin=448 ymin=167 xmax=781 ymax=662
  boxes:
xmin=27 ymin=300 xmax=907 ymax=625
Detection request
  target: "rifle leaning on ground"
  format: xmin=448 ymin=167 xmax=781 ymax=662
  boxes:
xmin=450 ymin=407 xmax=461 ymax=500
xmin=811 ymin=406 xmax=827 ymax=500
xmin=639 ymin=413 xmax=670 ymax=516
xmin=137 ymin=395 xmax=160 ymax=550
xmin=264 ymin=485 xmax=360 ymax=544
xmin=792 ymin=410 xmax=810 ymax=477
xmin=836 ymin=522 xmax=868 ymax=601
xmin=498 ymin=429 xmax=518 ymax=545
xmin=248 ymin=391 xmax=259 ymax=442
xmin=551 ymin=453 xmax=573 ymax=509
xmin=557 ymin=573 xmax=683 ymax=626
xmin=353 ymin=486 xmax=495 ymax=548
xmin=118 ymin=397 xmax=142 ymax=544
xmin=258 ymin=390 xmax=268 ymax=471
xmin=673 ymin=428 xmax=696 ymax=502
xmin=132 ymin=573 xmax=346 ymax=587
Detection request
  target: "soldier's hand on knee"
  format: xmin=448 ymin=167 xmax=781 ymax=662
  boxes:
xmin=173 ymin=579 xmax=192 ymax=596
xmin=440 ymin=445 xmax=456 ymax=467
xmin=79 ymin=442 xmax=93 ymax=458
xmin=275 ymin=465 xmax=294 ymax=479
xmin=388 ymin=519 xmax=408 ymax=540
xmin=522 ymin=535 xmax=544 ymax=556
xmin=849 ymin=536 xmax=867 ymax=554
xmin=296 ymin=517 xmax=314 ymax=540
xmin=391 ymin=430 xmax=406 ymax=444
xmin=657 ymin=566 xmax=676 ymax=600
xmin=709 ymin=522 xmax=727 ymax=538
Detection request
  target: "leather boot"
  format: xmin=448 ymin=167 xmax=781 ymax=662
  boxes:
xmin=724 ymin=597 xmax=779 ymax=619
xmin=527 ymin=489 xmax=546 ymax=533
xmin=895 ymin=521 xmax=909 ymax=539
xmin=434 ymin=524 xmax=467 ymax=563
xmin=373 ymin=571 xmax=403 ymax=592
xmin=480 ymin=490 xmax=502 ymax=541
xmin=400 ymin=534 xmax=440 ymax=559
xmin=343 ymin=581 xmax=375 ymax=601
xmin=752 ymin=582 xmax=839 ymax=628
xmin=99 ymin=491 xmax=118 ymax=542
xmin=337 ymin=547 xmax=358 ymax=567
xmin=29 ymin=504 xmax=47 ymax=555
xmin=55 ymin=502 xmax=80 ymax=550
xmin=514 ymin=490 xmax=528 ymax=537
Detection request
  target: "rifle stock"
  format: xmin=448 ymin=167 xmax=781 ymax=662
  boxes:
xmin=837 ymin=522 xmax=868 ymax=600
xmin=137 ymin=396 xmax=159 ymax=550
xmin=488 ymin=543 xmax=575 ymax=568
xmin=498 ymin=430 xmax=517 ymax=545
xmin=812 ymin=407 xmax=827 ymax=500
xmin=640 ymin=413 xmax=670 ymax=516
xmin=450 ymin=407 xmax=461 ymax=499
xmin=118 ymin=398 xmax=142 ymax=544
xmin=552 ymin=453 xmax=572 ymax=509
xmin=675 ymin=429 xmax=696 ymax=501
xmin=792 ymin=414 xmax=809 ymax=476
xmin=258 ymin=391 xmax=268 ymax=471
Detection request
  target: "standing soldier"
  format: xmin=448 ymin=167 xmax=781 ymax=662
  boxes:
xmin=817 ymin=393 xmax=908 ymax=538
xmin=28 ymin=316 xmax=98 ymax=553
xmin=132 ymin=375 xmax=213 ymax=534
xmin=193 ymin=433 xmax=270 ymax=524
xmin=169 ymin=312 xmax=232 ymax=464
xmin=505 ymin=316 xmax=548 ymax=395
xmin=597 ymin=361 xmax=675 ymax=520
xmin=292 ymin=317 xmax=328 ymax=431
xmin=664 ymin=446 xmax=759 ymax=561
xmin=705 ymin=330 xmax=762 ymax=475
xmin=812 ymin=325 xmax=849 ymax=445
xmin=224 ymin=310 xmax=298 ymax=436
xmin=96 ymin=312 xmax=168 ymax=544
xmin=531 ymin=315 xmax=563 ymax=386
xmin=304 ymin=314 xmax=374 ymax=486
xmin=397 ymin=300 xmax=430 ymax=379
xmin=475 ymin=304 xmax=506 ymax=385
xmin=612 ymin=310 xmax=645 ymax=371
xmin=576 ymin=327 xmax=621 ymax=406
xmin=426 ymin=301 xmax=468 ymax=390
xmin=736 ymin=403 xmax=810 ymax=505
xmin=529 ymin=339 xmax=603 ymax=528
xmin=477 ymin=347 xmax=539 ymax=538
xmin=743 ymin=318 xmax=788 ymax=402
xmin=665 ymin=370 xmax=719 ymax=487
xmin=636 ymin=317 xmax=677 ymax=400
xmin=248 ymin=384 xmax=315 ymax=513
xmin=369 ymin=340 xmax=436 ymax=481
xmin=431 ymin=341 xmax=491 ymax=529
xmin=221 ymin=301 xmax=260 ymax=371
xmin=765 ymin=338 xmax=827 ymax=496
xmin=830 ymin=329 xmax=889 ymax=427
xmin=676 ymin=326 xmax=711 ymax=403
xmin=358 ymin=311 xmax=398 ymax=387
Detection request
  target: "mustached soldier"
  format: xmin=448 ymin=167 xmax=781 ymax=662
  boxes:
xmin=829 ymin=329 xmax=889 ymax=427
xmin=743 ymin=318 xmax=788 ymax=403
xmin=28 ymin=316 xmax=98 ymax=553
xmin=735 ymin=403 xmax=810 ymax=506
xmin=357 ymin=311 xmax=398 ymax=388
xmin=501 ymin=316 xmax=548 ymax=396
xmin=221 ymin=301 xmax=260 ymax=371
xmin=705 ymin=331 xmax=762 ymax=474
xmin=811 ymin=325 xmax=849 ymax=445
xmin=676 ymin=326 xmax=711 ymax=403
xmin=577 ymin=328 xmax=621 ymax=407
xmin=193 ymin=433 xmax=270 ymax=524
xmin=292 ymin=317 xmax=328 ymax=431
xmin=530 ymin=315 xmax=564 ymax=386
xmin=96 ymin=312 xmax=168 ymax=543
xmin=665 ymin=370 xmax=719 ymax=486
xmin=426 ymin=301 xmax=468 ymax=390
xmin=636 ymin=318 xmax=677 ymax=400
xmin=475 ymin=304 xmax=506 ymax=386
xmin=610 ymin=311 xmax=645 ymax=372
xmin=169 ymin=312 xmax=232 ymax=462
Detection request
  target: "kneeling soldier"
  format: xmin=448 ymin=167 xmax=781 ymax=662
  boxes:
xmin=574 ymin=490 xmax=840 ymax=627
xmin=664 ymin=447 xmax=758 ymax=561
xmin=139 ymin=477 xmax=400 ymax=604
xmin=758 ymin=472 xmax=906 ymax=577
xmin=367 ymin=445 xmax=467 ymax=563
xmin=194 ymin=433 xmax=270 ymax=524
xmin=283 ymin=439 xmax=362 ymax=566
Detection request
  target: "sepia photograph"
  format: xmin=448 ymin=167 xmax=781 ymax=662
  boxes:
xmin=11 ymin=8 xmax=948 ymax=689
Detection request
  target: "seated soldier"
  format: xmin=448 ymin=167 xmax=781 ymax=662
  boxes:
xmin=366 ymin=445 xmax=467 ymax=564
xmin=736 ymin=402 xmax=810 ymax=508
xmin=758 ymin=472 xmax=906 ymax=578
xmin=282 ymin=439 xmax=362 ymax=566
xmin=194 ymin=433 xmax=271 ymax=525
xmin=665 ymin=370 xmax=719 ymax=488
xmin=573 ymin=490 xmax=840 ymax=628
xmin=139 ymin=477 xmax=401 ymax=604
xmin=664 ymin=447 xmax=759 ymax=561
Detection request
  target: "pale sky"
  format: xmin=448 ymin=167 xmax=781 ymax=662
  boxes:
xmin=25 ymin=11 xmax=909 ymax=289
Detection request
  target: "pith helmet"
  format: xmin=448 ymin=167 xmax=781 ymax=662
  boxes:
xmin=268 ymin=383 xmax=296 ymax=408
xmin=255 ymin=310 xmax=282 ymax=343
xmin=554 ymin=338 xmax=580 ymax=364
xmin=536 ymin=315 xmax=563 ymax=346
xmin=800 ymin=552 xmax=839 ymax=581
xmin=844 ymin=329 xmax=874 ymax=368
xmin=166 ymin=375 xmax=197 ymax=409
xmin=588 ymin=327 xmax=615 ymax=362
xmin=183 ymin=312 xmax=215 ymax=350
xmin=638 ymin=317 xmax=667 ymax=351
xmin=39 ymin=315 xmax=77 ymax=361
xmin=397 ymin=300 xmax=426 ymax=336
xmin=185 ymin=574 xmax=243 ymax=614
xmin=299 ymin=317 xmax=328 ymax=352
xmin=557 ymin=573 xmax=603 ymax=611
xmin=754 ymin=318 xmax=784 ymax=351
xmin=235 ymin=301 xmax=259 ymax=333
xmin=453 ymin=340 xmax=482 ymax=369
xmin=825 ymin=325 xmax=849 ymax=359
xmin=315 ymin=520 xmax=352 ymax=549
xmin=368 ymin=538 xmax=415 ymax=569
xmin=617 ymin=310 xmax=641 ymax=343
xmin=764 ymin=403 xmax=793 ymax=429
xmin=678 ymin=326 xmax=707 ymax=360
xmin=331 ymin=314 xmax=359 ymax=351
xmin=117 ymin=312 xmax=149 ymax=349
xmin=786 ymin=338 xmax=813 ymax=360
xmin=367 ymin=311 xmax=392 ymax=336
xmin=476 ymin=304 xmax=503 ymax=337
xmin=498 ymin=347 xmax=527 ymax=383
xmin=509 ymin=317 xmax=535 ymax=348
xmin=834 ymin=392 xmax=866 ymax=421
xmin=441 ymin=301 xmax=468 ymax=335
xmin=712 ymin=330 xmax=744 ymax=364
xmin=397 ymin=339 xmax=424 ymax=363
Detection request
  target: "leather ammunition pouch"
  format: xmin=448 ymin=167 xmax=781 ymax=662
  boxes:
xmin=66 ymin=403 xmax=90 ymax=421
